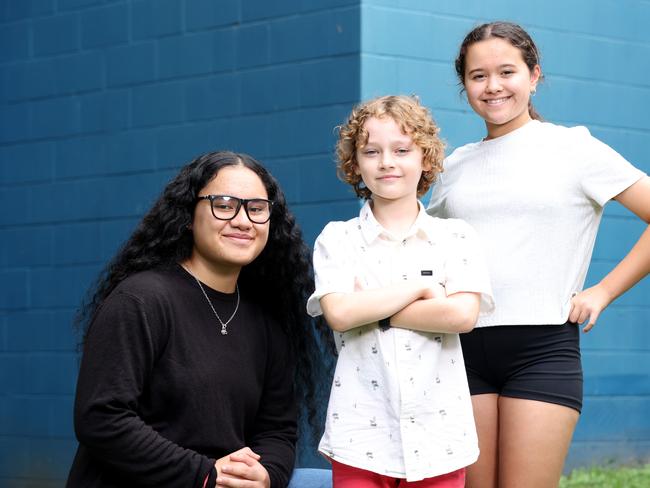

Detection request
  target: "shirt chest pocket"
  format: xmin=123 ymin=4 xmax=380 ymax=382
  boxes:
xmin=406 ymin=260 xmax=445 ymax=290
xmin=399 ymin=255 xmax=446 ymax=293
xmin=353 ymin=242 xmax=445 ymax=291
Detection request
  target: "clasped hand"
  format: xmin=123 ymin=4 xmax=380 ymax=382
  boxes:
xmin=215 ymin=447 xmax=270 ymax=488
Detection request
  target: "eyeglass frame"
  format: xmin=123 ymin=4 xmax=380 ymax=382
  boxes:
xmin=196 ymin=194 xmax=274 ymax=224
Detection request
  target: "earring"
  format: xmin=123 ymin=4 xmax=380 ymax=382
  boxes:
xmin=530 ymin=88 xmax=537 ymax=97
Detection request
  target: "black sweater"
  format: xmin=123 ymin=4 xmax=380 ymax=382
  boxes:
xmin=67 ymin=266 xmax=297 ymax=488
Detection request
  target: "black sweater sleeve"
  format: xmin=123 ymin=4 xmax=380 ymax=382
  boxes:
xmin=71 ymin=289 xmax=214 ymax=487
xmin=249 ymin=323 xmax=298 ymax=488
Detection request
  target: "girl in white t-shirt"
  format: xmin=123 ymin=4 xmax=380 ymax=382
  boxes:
xmin=427 ymin=21 xmax=650 ymax=488
xmin=307 ymin=95 xmax=494 ymax=487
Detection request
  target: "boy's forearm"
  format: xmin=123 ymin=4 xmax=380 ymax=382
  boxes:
xmin=391 ymin=292 xmax=480 ymax=334
xmin=320 ymin=284 xmax=431 ymax=332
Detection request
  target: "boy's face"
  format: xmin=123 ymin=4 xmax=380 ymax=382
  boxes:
xmin=355 ymin=116 xmax=427 ymax=205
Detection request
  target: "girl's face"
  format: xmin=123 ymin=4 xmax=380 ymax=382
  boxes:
xmin=463 ymin=37 xmax=541 ymax=139
xmin=355 ymin=116 xmax=427 ymax=205
xmin=191 ymin=165 xmax=270 ymax=274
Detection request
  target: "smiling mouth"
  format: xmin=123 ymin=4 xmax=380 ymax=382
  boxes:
xmin=484 ymin=96 xmax=510 ymax=105
xmin=225 ymin=234 xmax=253 ymax=242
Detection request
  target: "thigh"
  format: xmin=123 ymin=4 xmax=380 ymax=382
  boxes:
xmin=465 ymin=394 xmax=499 ymax=488
xmin=331 ymin=459 xmax=396 ymax=488
xmin=498 ymin=397 xmax=579 ymax=488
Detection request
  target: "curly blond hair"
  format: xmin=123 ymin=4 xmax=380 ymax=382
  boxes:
xmin=336 ymin=95 xmax=445 ymax=199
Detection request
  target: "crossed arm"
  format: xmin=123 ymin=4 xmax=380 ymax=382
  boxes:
xmin=319 ymin=281 xmax=480 ymax=334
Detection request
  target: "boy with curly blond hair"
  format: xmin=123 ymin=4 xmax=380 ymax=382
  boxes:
xmin=307 ymin=95 xmax=494 ymax=487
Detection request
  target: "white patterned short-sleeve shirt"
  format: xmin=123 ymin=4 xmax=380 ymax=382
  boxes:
xmin=307 ymin=201 xmax=494 ymax=481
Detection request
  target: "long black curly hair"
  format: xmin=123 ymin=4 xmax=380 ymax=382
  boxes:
xmin=76 ymin=150 xmax=335 ymax=446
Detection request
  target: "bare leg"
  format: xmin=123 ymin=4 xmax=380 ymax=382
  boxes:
xmin=465 ymin=394 xmax=499 ymax=488
xmin=498 ymin=397 xmax=579 ymax=488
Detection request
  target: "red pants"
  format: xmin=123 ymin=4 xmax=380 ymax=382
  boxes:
xmin=331 ymin=459 xmax=466 ymax=488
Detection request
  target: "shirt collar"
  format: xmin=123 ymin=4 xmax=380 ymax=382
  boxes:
xmin=359 ymin=200 xmax=434 ymax=243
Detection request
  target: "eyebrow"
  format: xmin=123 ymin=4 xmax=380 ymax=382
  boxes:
xmin=467 ymin=63 xmax=518 ymax=75
xmin=364 ymin=137 xmax=413 ymax=145
xmin=362 ymin=141 xmax=413 ymax=150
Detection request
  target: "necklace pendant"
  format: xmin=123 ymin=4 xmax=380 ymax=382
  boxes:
xmin=184 ymin=265 xmax=239 ymax=337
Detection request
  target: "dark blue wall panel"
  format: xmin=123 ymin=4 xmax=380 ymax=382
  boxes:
xmin=0 ymin=0 xmax=359 ymax=485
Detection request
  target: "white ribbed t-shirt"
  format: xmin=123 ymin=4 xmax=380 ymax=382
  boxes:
xmin=427 ymin=120 xmax=645 ymax=327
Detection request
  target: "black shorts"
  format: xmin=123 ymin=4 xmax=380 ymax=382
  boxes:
xmin=460 ymin=323 xmax=583 ymax=412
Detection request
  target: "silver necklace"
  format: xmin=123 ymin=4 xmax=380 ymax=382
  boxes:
xmin=184 ymin=266 xmax=240 ymax=335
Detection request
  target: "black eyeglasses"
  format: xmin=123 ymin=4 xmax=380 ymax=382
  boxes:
xmin=197 ymin=195 xmax=274 ymax=224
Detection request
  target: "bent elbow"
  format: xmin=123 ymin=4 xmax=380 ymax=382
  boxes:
xmin=457 ymin=323 xmax=473 ymax=334
xmin=457 ymin=308 xmax=479 ymax=333
xmin=448 ymin=293 xmax=480 ymax=333
xmin=73 ymin=404 xmax=106 ymax=447
xmin=320 ymin=295 xmax=354 ymax=332
xmin=457 ymin=317 xmax=477 ymax=333
xmin=73 ymin=402 xmax=124 ymax=449
xmin=327 ymin=320 xmax=347 ymax=333
xmin=322 ymin=309 xmax=350 ymax=332
xmin=73 ymin=414 xmax=98 ymax=449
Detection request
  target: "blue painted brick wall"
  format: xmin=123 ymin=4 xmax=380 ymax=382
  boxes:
xmin=361 ymin=0 xmax=650 ymax=472
xmin=0 ymin=0 xmax=359 ymax=485
xmin=1 ymin=0 xmax=648 ymax=486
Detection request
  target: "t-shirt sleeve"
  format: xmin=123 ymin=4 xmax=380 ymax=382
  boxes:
xmin=573 ymin=126 xmax=646 ymax=207
xmin=426 ymin=172 xmax=450 ymax=218
xmin=442 ymin=219 xmax=495 ymax=315
xmin=306 ymin=221 xmax=355 ymax=317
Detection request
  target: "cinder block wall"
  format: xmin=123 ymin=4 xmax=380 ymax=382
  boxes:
xmin=0 ymin=1 xmax=359 ymax=486
xmin=360 ymin=0 xmax=650 ymax=471
xmin=1 ymin=0 xmax=649 ymax=486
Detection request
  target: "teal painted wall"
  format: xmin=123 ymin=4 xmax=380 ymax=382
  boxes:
xmin=359 ymin=0 xmax=650 ymax=471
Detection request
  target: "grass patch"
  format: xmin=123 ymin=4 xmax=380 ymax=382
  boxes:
xmin=560 ymin=464 xmax=650 ymax=487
